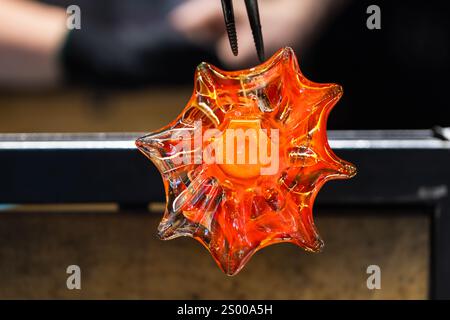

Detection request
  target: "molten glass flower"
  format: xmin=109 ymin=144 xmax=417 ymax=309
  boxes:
xmin=136 ymin=47 xmax=356 ymax=275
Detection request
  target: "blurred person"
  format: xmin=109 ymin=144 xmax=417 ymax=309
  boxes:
xmin=0 ymin=0 xmax=448 ymax=129
xmin=0 ymin=0 xmax=216 ymax=88
xmin=0 ymin=0 xmax=67 ymax=87
xmin=0 ymin=0 xmax=345 ymax=88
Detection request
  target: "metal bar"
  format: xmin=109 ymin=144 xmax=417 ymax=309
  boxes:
xmin=0 ymin=129 xmax=448 ymax=149
xmin=1 ymin=131 xmax=449 ymax=205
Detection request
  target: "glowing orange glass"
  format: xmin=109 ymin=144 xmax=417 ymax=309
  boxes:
xmin=136 ymin=47 xmax=356 ymax=275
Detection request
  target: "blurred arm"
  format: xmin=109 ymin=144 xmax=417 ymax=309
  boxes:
xmin=0 ymin=0 xmax=67 ymax=89
xmin=170 ymin=0 xmax=349 ymax=68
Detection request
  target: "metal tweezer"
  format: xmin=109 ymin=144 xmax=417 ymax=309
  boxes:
xmin=221 ymin=0 xmax=265 ymax=62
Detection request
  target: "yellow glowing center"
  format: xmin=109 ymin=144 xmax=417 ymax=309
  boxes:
xmin=218 ymin=119 xmax=270 ymax=179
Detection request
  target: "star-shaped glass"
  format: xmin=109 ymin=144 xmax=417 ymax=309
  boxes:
xmin=136 ymin=47 xmax=356 ymax=275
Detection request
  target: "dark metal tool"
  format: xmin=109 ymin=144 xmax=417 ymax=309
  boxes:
xmin=221 ymin=0 xmax=265 ymax=62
